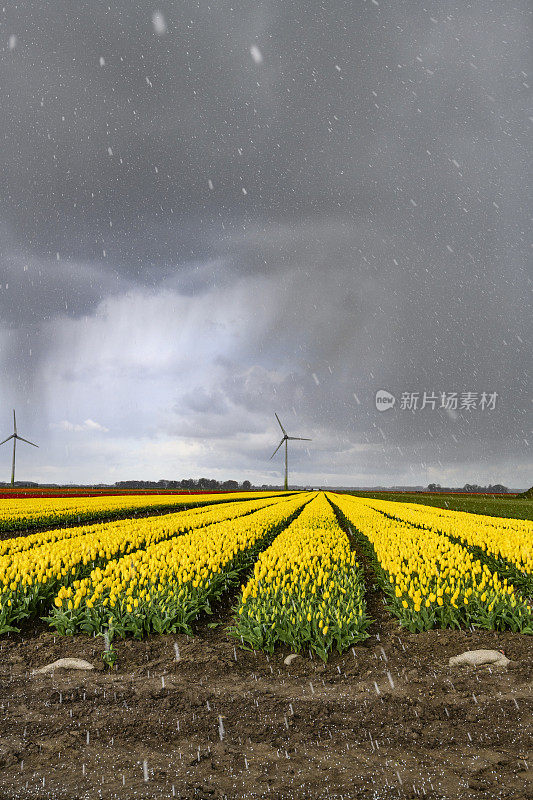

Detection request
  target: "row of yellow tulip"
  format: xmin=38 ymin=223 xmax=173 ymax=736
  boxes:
xmin=230 ymin=493 xmax=370 ymax=660
xmin=0 ymin=492 xmax=284 ymax=558
xmin=330 ymin=494 xmax=532 ymax=633
xmin=0 ymin=494 xmax=285 ymax=633
xmin=361 ymin=498 xmax=532 ymax=588
xmin=0 ymin=491 xmax=287 ymax=534
xmin=47 ymin=493 xmax=313 ymax=637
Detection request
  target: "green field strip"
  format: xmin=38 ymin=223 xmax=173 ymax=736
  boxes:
xmin=344 ymin=491 xmax=533 ymax=521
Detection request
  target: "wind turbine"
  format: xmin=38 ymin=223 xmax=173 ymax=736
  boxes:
xmin=270 ymin=413 xmax=311 ymax=490
xmin=0 ymin=410 xmax=39 ymax=486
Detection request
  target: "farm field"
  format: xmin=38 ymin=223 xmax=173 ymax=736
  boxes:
xmin=0 ymin=490 xmax=531 ymax=799
xmin=346 ymin=490 xmax=533 ymax=521
xmin=0 ymin=490 xmax=292 ymax=538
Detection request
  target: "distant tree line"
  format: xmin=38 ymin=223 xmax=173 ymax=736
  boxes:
xmin=426 ymin=483 xmax=509 ymax=493
xmin=113 ymin=478 xmax=252 ymax=491
xmin=0 ymin=479 xmax=255 ymax=490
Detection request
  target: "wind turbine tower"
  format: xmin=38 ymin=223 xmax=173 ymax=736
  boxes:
xmin=270 ymin=413 xmax=311 ymax=490
xmin=0 ymin=410 xmax=39 ymax=486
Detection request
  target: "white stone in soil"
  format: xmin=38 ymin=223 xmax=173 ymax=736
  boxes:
xmin=448 ymin=649 xmax=510 ymax=668
xmin=33 ymin=658 xmax=95 ymax=674
xmin=284 ymin=653 xmax=301 ymax=666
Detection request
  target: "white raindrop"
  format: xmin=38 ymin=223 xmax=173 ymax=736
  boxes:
xmin=152 ymin=11 xmax=167 ymax=35
xmin=250 ymin=45 xmax=263 ymax=64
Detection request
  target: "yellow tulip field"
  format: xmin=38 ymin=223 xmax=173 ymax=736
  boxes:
xmin=0 ymin=490 xmax=531 ymax=658
xmin=0 ymin=493 xmax=290 ymax=634
xmin=0 ymin=490 xmax=288 ymax=534
xmin=47 ymin=492 xmax=312 ymax=637
xmin=330 ymin=493 xmax=532 ymax=634
xmin=356 ymin=496 xmax=532 ymax=593
xmin=231 ymin=493 xmax=370 ymax=659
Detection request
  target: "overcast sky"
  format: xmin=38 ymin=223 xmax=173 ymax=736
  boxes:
xmin=0 ymin=1 xmax=531 ymax=487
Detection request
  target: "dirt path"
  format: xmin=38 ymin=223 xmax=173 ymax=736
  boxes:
xmin=0 ymin=605 xmax=531 ymax=800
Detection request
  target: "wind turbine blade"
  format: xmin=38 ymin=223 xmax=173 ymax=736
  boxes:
xmin=0 ymin=435 xmax=14 ymax=446
xmin=287 ymin=437 xmax=312 ymax=441
xmin=270 ymin=438 xmax=285 ymax=459
xmin=274 ymin=413 xmax=287 ymax=436
xmin=13 ymin=409 xmax=17 ymax=435
xmin=15 ymin=436 xmax=39 ymax=448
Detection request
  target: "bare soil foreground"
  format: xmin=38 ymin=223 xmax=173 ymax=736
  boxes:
xmin=0 ymin=600 xmax=531 ymax=800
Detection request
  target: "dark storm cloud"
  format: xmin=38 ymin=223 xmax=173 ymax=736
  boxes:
xmin=0 ymin=0 xmax=530 ymax=485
